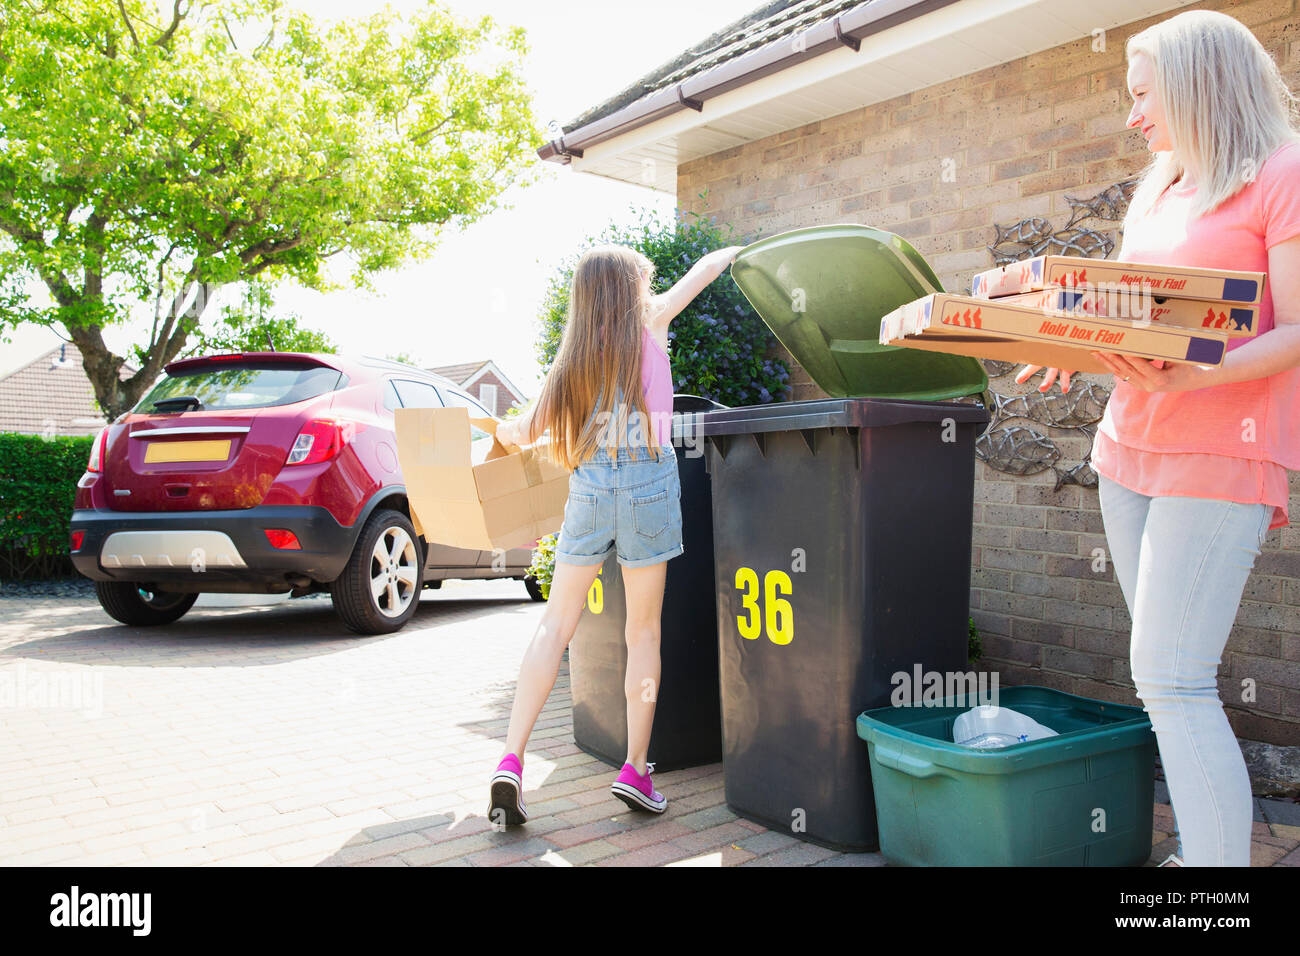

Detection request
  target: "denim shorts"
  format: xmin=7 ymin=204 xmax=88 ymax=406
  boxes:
xmin=554 ymin=443 xmax=683 ymax=568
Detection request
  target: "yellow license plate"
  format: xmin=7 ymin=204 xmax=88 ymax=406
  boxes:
xmin=144 ymin=439 xmax=232 ymax=463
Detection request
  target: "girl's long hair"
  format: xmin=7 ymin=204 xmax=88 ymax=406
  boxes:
xmin=529 ymin=244 xmax=666 ymax=473
xmin=1124 ymin=10 xmax=1299 ymax=224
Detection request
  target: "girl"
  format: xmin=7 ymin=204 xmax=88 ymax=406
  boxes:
xmin=488 ymin=242 xmax=742 ymax=824
xmin=1017 ymin=10 xmax=1300 ymax=866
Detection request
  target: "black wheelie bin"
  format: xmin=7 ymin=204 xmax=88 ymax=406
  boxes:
xmin=697 ymin=224 xmax=991 ymax=851
xmin=698 ymin=397 xmax=988 ymax=850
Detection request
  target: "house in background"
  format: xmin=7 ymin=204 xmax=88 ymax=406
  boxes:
xmin=0 ymin=343 xmax=135 ymax=437
xmin=539 ymin=0 xmax=1300 ymax=755
xmin=425 ymin=359 xmax=529 ymax=418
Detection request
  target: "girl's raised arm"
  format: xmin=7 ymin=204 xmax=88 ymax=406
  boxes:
xmin=649 ymin=246 xmax=744 ymax=333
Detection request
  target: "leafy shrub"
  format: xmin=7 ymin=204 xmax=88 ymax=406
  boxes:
xmin=968 ymin=616 xmax=983 ymax=664
xmin=0 ymin=433 xmax=95 ymax=579
xmin=536 ymin=206 xmax=790 ymax=404
xmin=526 ymin=533 xmax=558 ymax=600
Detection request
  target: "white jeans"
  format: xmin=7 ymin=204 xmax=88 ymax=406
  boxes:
xmin=1098 ymin=475 xmax=1271 ymax=867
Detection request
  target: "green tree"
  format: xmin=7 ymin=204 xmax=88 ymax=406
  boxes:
xmin=0 ymin=0 xmax=541 ymax=418
xmin=189 ymin=280 xmax=335 ymax=356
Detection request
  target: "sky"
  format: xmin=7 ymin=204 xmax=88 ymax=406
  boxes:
xmin=2 ymin=0 xmax=763 ymax=396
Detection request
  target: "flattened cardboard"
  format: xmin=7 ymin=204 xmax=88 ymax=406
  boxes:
xmin=1001 ymin=288 xmax=1258 ymax=338
xmin=880 ymin=293 xmax=1230 ymax=370
xmin=394 ymin=407 xmax=571 ymax=552
xmin=880 ymin=331 xmax=1112 ymax=374
xmin=970 ymin=256 xmax=1265 ymax=305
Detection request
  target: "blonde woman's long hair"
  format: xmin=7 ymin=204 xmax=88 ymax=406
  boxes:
xmin=1124 ymin=10 xmax=1299 ymax=223
xmin=528 ymin=244 xmax=667 ymax=473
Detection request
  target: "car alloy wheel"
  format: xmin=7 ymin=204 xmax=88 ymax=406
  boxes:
xmin=370 ymin=525 xmax=419 ymax=618
xmin=332 ymin=508 xmax=424 ymax=635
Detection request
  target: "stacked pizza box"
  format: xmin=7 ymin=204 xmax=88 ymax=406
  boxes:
xmin=878 ymin=255 xmax=1265 ymax=374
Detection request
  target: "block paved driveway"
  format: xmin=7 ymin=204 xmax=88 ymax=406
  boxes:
xmin=1 ymin=580 xmax=1296 ymax=867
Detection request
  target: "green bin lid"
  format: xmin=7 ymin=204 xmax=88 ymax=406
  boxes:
xmin=730 ymin=224 xmax=988 ymax=401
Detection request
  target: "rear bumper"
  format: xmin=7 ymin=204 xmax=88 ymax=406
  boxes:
xmin=69 ymin=506 xmax=356 ymax=591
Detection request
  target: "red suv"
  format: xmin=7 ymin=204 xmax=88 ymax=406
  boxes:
xmin=69 ymin=352 xmax=543 ymax=634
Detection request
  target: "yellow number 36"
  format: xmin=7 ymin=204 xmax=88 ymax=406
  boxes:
xmin=734 ymin=567 xmax=794 ymax=646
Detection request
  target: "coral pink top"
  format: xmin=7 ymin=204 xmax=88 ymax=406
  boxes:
xmin=640 ymin=324 xmax=674 ymax=447
xmin=1091 ymin=141 xmax=1300 ymax=530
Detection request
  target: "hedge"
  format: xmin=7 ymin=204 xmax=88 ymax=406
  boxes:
xmin=0 ymin=432 xmax=95 ymax=579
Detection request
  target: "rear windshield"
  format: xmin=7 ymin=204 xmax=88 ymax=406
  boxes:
xmin=134 ymin=363 xmax=346 ymax=413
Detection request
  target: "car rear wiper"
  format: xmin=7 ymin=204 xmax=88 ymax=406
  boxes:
xmin=151 ymin=395 xmax=204 ymax=413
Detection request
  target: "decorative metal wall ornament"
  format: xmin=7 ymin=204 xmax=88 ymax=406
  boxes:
xmin=990 ymin=217 xmax=1053 ymax=248
xmin=975 ymin=426 xmax=1061 ymax=476
xmin=976 ymin=178 xmax=1140 ymax=487
xmin=1063 ymin=179 xmax=1138 ymax=226
xmin=1046 ymin=227 xmax=1114 ymax=259
xmin=1052 ymin=460 xmax=1099 ymax=491
xmin=990 ymin=227 xmax=1115 ymax=265
xmin=987 ymin=178 xmax=1139 ymax=266
xmin=980 ymin=359 xmax=1017 ymax=378
xmin=989 ymin=379 xmax=1110 ymax=429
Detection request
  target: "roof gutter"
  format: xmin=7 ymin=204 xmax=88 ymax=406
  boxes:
xmin=538 ymin=0 xmax=964 ymax=164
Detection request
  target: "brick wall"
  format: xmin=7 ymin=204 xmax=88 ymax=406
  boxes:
xmin=676 ymin=0 xmax=1300 ymax=744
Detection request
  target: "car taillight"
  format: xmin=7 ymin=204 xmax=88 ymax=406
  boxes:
xmin=263 ymin=529 xmax=302 ymax=550
xmin=70 ymin=530 xmax=85 ymax=552
xmin=285 ymin=419 xmax=358 ymax=465
xmin=86 ymin=428 xmax=108 ymax=473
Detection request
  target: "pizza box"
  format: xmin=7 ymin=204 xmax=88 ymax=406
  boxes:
xmin=1000 ymin=288 xmax=1258 ymax=338
xmin=880 ymin=293 xmax=1231 ymax=371
xmin=970 ymin=256 xmax=1265 ymax=305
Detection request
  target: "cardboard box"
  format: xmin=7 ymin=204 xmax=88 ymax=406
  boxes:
xmin=394 ymin=407 xmax=570 ymax=552
xmin=884 ymin=328 xmax=1114 ymax=374
xmin=1001 ymin=288 xmax=1259 ymax=338
xmin=970 ymin=256 xmax=1265 ymax=305
xmin=880 ymin=293 xmax=1230 ymax=371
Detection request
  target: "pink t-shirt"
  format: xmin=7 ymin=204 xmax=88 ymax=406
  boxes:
xmin=1091 ymin=140 xmax=1300 ymax=530
xmin=640 ymin=324 xmax=674 ymax=447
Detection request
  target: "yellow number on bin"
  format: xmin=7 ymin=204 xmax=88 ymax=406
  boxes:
xmin=735 ymin=567 xmax=761 ymax=640
xmin=734 ymin=567 xmax=793 ymax=645
xmin=587 ymin=567 xmax=603 ymax=614
xmin=765 ymin=570 xmax=793 ymax=646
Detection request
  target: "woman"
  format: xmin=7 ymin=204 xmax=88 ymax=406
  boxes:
xmin=1017 ymin=10 xmax=1300 ymax=866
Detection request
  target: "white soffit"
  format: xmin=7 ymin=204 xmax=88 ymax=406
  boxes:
xmin=571 ymin=0 xmax=1196 ymax=193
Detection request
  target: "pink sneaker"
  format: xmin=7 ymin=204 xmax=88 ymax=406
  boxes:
xmin=611 ymin=761 xmax=667 ymax=813
xmin=488 ymin=753 xmax=528 ymax=826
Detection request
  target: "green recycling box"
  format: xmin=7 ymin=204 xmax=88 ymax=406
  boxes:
xmin=856 ymin=685 xmax=1157 ymax=866
xmin=697 ymin=397 xmax=989 ymax=851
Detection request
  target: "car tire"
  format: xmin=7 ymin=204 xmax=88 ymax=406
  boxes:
xmin=94 ymin=582 xmax=198 ymax=627
xmin=524 ymin=574 xmax=547 ymax=602
xmin=332 ymin=509 xmax=424 ymax=635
